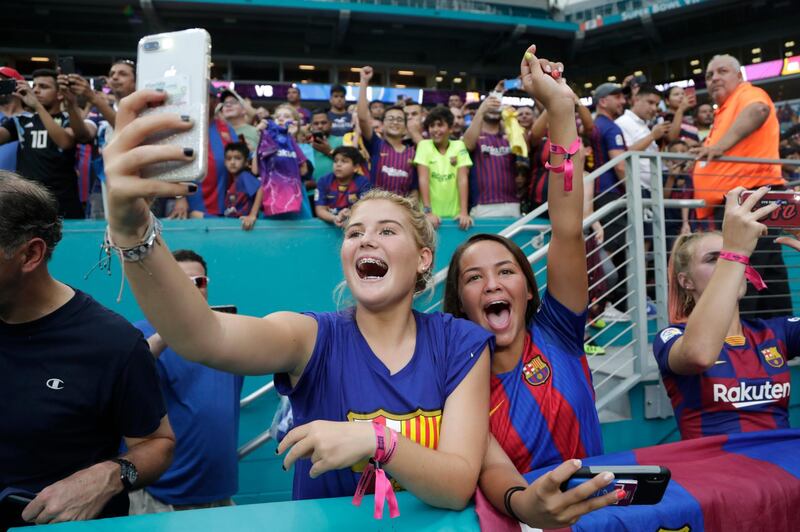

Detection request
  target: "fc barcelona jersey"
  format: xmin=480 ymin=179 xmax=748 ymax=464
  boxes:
xmin=489 ymin=292 xmax=603 ymax=474
xmin=275 ymin=310 xmax=493 ymax=500
xmin=654 ymin=317 xmax=800 ymax=440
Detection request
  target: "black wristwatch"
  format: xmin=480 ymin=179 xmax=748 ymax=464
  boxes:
xmin=112 ymin=458 xmax=138 ymax=491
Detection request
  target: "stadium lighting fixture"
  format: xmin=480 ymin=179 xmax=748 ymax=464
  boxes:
xmin=30 ymin=57 xmax=49 ymax=62
xmin=298 ymin=65 xmax=315 ymax=70
xmin=752 ymin=57 xmax=761 ymax=63
xmin=787 ymin=51 xmax=794 ymax=57
xmin=395 ymin=84 xmax=407 ymax=88
xmin=751 ymin=47 xmax=761 ymax=54
xmin=350 ymin=67 xmax=361 ymax=73
xmin=634 ymin=70 xmax=643 ymax=76
xmin=453 ymin=77 xmax=463 ymax=83
xmin=690 ymin=59 xmax=700 ymax=66
xmin=398 ymin=70 xmax=414 ymax=76
xmin=584 ymin=82 xmax=593 ymax=88
xmin=607 ymin=75 xmax=617 ymax=81
xmin=692 ymin=68 xmax=702 ymax=74
xmin=435 ymin=76 xmax=443 ymax=82
xmin=786 ymin=41 xmax=795 ymax=48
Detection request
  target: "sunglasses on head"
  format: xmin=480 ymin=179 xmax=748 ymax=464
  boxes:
xmin=190 ymin=275 xmax=209 ymax=289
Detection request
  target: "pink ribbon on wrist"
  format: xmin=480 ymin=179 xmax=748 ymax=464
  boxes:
xmin=352 ymin=421 xmax=400 ymax=519
xmin=718 ymin=251 xmax=767 ymax=291
xmin=544 ymin=137 xmax=582 ymax=192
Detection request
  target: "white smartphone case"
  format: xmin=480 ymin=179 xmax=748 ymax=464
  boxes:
xmin=136 ymin=28 xmax=210 ymax=182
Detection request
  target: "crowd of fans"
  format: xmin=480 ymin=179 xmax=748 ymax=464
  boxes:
xmin=1 ymin=44 xmax=800 ymax=532
xmin=1 ymin=56 xmax=797 ymax=230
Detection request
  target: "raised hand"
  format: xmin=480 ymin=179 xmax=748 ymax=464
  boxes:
xmin=102 ymin=90 xmax=198 ymax=241
xmin=519 ymin=44 xmax=573 ymax=111
xmin=360 ymin=66 xmax=374 ymax=85
xmin=721 ymin=186 xmax=779 ymax=257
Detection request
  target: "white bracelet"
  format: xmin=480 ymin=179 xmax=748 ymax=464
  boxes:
xmin=104 ymin=213 xmax=163 ymax=263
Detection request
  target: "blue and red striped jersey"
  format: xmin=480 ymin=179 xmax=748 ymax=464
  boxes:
xmin=469 ymin=132 xmax=518 ymax=206
xmin=189 ymin=119 xmax=237 ymax=216
xmin=523 ymin=429 xmax=800 ymax=532
xmin=654 ymin=317 xmax=800 ymax=440
xmin=314 ymin=173 xmax=372 ymax=213
xmin=489 ymin=292 xmax=603 ymax=474
xmin=362 ymin=134 xmax=417 ymax=196
xmin=592 ymin=115 xmax=626 ymax=197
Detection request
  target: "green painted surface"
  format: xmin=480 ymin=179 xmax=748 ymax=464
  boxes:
xmin=18 ymin=492 xmax=478 ymax=531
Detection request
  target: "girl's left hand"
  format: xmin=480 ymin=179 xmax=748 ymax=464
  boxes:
xmin=278 ymin=420 xmax=376 ymax=478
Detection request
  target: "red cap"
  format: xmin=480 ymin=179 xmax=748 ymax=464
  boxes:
xmin=0 ymin=67 xmax=23 ymax=81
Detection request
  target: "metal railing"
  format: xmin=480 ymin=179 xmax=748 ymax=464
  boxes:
xmin=237 ymin=381 xmax=277 ymax=459
xmin=423 ymin=151 xmax=800 ymax=418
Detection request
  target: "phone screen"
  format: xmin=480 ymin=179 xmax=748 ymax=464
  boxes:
xmin=0 ymin=79 xmax=16 ymax=96
xmin=564 ymin=478 xmax=638 ymax=506
xmin=58 ymin=56 xmax=76 ymax=75
xmin=504 ymin=78 xmax=521 ymax=90
xmin=210 ymin=305 xmax=238 ymax=314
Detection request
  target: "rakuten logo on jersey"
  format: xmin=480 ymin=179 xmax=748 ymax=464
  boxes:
xmin=712 ymin=382 xmax=791 ymax=409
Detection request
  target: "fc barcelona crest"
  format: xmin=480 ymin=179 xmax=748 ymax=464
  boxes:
xmin=522 ymin=355 xmax=551 ymax=386
xmin=761 ymin=347 xmax=785 ymax=368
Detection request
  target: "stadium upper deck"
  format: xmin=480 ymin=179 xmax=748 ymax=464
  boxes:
xmin=1 ymin=0 xmax=798 ymax=96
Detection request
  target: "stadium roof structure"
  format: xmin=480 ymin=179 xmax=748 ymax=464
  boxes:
xmin=1 ymin=0 xmax=798 ymax=94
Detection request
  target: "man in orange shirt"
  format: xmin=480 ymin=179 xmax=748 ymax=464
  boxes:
xmin=692 ymin=54 xmax=788 ymax=317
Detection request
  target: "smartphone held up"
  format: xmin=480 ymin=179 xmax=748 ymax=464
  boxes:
xmin=136 ymin=28 xmax=211 ymax=182
xmin=740 ymin=190 xmax=800 ymax=228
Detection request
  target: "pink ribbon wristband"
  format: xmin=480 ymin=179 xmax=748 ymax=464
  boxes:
xmin=545 ymin=137 xmax=582 ymax=192
xmin=352 ymin=421 xmax=400 ymax=519
xmin=718 ymin=251 xmax=767 ymax=291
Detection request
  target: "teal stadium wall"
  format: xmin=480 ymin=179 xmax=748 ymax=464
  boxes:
xmin=51 ymin=218 xmax=800 ymax=503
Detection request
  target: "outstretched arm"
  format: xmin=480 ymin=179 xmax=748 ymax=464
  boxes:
xmin=103 ymin=90 xmax=318 ymax=379
xmin=520 ymin=46 xmax=587 ymax=312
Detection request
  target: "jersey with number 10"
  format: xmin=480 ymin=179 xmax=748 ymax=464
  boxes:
xmin=1 ymin=112 xmax=82 ymax=217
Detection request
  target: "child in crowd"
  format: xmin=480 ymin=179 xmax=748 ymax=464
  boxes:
xmin=314 ymin=146 xmax=371 ymax=226
xmin=357 ymin=66 xmax=418 ymax=199
xmin=257 ymin=103 xmax=313 ymax=219
xmin=414 ymin=106 xmax=473 ymax=230
xmin=655 ymin=187 xmax=797 ymax=440
xmin=222 ymin=142 xmax=263 ymax=230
